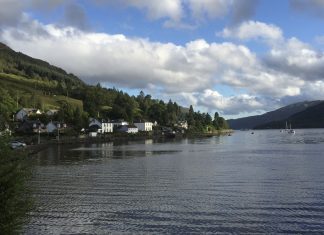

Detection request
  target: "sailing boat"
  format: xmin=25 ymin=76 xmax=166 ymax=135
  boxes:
xmin=285 ymin=121 xmax=289 ymax=132
xmin=288 ymin=123 xmax=295 ymax=134
xmin=282 ymin=121 xmax=295 ymax=134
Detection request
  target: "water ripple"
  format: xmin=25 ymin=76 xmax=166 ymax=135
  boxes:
xmin=24 ymin=131 xmax=324 ymax=234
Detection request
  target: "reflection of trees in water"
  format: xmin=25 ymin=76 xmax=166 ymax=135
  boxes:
xmin=0 ymin=136 xmax=33 ymax=234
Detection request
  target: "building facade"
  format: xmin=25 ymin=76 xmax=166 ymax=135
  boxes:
xmin=46 ymin=121 xmax=67 ymax=133
xmin=134 ymin=122 xmax=153 ymax=132
xmin=100 ymin=123 xmax=114 ymax=133
xmin=118 ymin=125 xmax=138 ymax=133
xmin=89 ymin=118 xmax=113 ymax=133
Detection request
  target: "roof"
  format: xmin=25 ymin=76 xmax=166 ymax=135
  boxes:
xmin=47 ymin=109 xmax=59 ymax=112
xmin=118 ymin=125 xmax=138 ymax=129
xmin=89 ymin=118 xmax=113 ymax=123
xmin=17 ymin=108 xmax=41 ymax=115
xmin=20 ymin=108 xmax=34 ymax=112
xmin=47 ymin=121 xmax=66 ymax=125
xmin=111 ymin=119 xmax=127 ymax=123
xmin=134 ymin=120 xmax=153 ymax=123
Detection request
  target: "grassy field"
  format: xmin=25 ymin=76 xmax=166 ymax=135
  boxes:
xmin=0 ymin=73 xmax=83 ymax=110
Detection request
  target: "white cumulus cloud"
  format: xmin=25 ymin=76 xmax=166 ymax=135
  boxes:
xmin=198 ymin=89 xmax=264 ymax=115
xmin=219 ymin=20 xmax=283 ymax=42
xmin=265 ymin=37 xmax=324 ymax=81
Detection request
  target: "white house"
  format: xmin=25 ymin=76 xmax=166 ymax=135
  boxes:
xmin=16 ymin=108 xmax=42 ymax=121
xmin=89 ymin=118 xmax=113 ymax=133
xmin=46 ymin=109 xmax=59 ymax=116
xmin=118 ymin=125 xmax=138 ymax=134
xmin=134 ymin=121 xmax=153 ymax=132
xmin=176 ymin=121 xmax=188 ymax=130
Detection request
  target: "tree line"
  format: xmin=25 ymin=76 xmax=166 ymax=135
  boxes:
xmin=0 ymin=81 xmax=229 ymax=132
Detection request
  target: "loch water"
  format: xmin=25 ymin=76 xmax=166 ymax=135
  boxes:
xmin=23 ymin=129 xmax=324 ymax=234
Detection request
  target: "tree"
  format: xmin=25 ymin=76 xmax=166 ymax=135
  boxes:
xmin=29 ymin=93 xmax=37 ymax=108
xmin=204 ymin=113 xmax=212 ymax=126
xmin=0 ymin=88 xmax=16 ymax=130
xmin=213 ymin=112 xmax=220 ymax=129
xmin=57 ymin=101 xmax=74 ymax=123
xmin=136 ymin=91 xmax=153 ymax=119
xmin=110 ymin=92 xmax=138 ymax=122
xmin=148 ymin=102 xmax=166 ymax=125
xmin=217 ymin=117 xmax=229 ymax=129
xmin=138 ymin=91 xmax=145 ymax=102
xmin=166 ymin=100 xmax=177 ymax=126
xmin=214 ymin=112 xmax=219 ymax=120
xmin=72 ymin=107 xmax=88 ymax=131
xmin=0 ymin=136 xmax=32 ymax=233
xmin=187 ymin=105 xmax=195 ymax=128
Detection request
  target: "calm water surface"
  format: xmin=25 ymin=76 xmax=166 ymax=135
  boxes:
xmin=23 ymin=130 xmax=324 ymax=234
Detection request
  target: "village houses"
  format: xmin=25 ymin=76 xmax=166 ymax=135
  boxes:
xmin=15 ymin=108 xmax=42 ymax=121
xmin=88 ymin=118 xmax=154 ymax=136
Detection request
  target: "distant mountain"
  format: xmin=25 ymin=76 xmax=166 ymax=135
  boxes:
xmin=227 ymin=100 xmax=322 ymax=129
xmin=255 ymin=101 xmax=324 ymax=129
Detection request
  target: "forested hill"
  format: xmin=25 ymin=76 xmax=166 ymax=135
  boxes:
xmin=227 ymin=100 xmax=322 ymax=130
xmin=254 ymin=101 xmax=324 ymax=129
xmin=0 ymin=42 xmax=228 ymax=132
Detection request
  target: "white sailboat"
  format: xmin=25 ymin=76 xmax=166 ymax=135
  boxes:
xmin=288 ymin=123 xmax=295 ymax=134
xmin=282 ymin=121 xmax=295 ymax=134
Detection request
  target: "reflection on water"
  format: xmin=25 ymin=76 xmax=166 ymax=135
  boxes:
xmin=24 ymin=130 xmax=324 ymax=234
xmin=34 ymin=139 xmax=183 ymax=165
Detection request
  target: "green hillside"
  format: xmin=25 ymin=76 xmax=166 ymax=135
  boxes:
xmin=0 ymin=42 xmax=83 ymax=89
xmin=0 ymin=42 xmax=84 ymax=113
xmin=0 ymin=73 xmax=83 ymax=110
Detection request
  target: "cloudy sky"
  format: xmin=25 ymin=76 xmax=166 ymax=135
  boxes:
xmin=1 ymin=0 xmax=324 ymax=118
